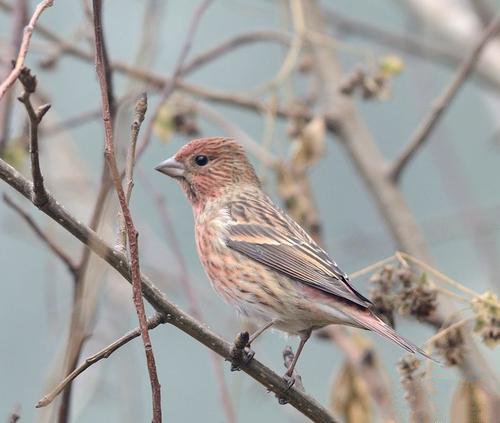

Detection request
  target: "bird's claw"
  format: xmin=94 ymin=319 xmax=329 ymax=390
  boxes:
xmin=229 ymin=331 xmax=254 ymax=371
xmin=274 ymin=373 xmax=304 ymax=404
xmin=283 ymin=373 xmax=296 ymax=390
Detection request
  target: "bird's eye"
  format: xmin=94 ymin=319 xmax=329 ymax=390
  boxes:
xmin=195 ymin=155 xmax=209 ymax=166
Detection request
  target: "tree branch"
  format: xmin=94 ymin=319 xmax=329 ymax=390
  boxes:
xmin=0 ymin=158 xmax=338 ymax=423
xmin=0 ymin=0 xmax=53 ymax=100
xmin=116 ymin=92 xmax=147 ymax=253
xmin=3 ymin=193 xmax=77 ymax=276
xmin=36 ymin=313 xmax=165 ymax=409
xmin=91 ymin=1 xmax=162 ymax=421
xmin=16 ymin=67 xmax=50 ymax=207
xmin=388 ymin=15 xmax=500 ymax=182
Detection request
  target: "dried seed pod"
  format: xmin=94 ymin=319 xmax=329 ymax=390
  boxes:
xmin=369 ymin=265 xmax=397 ymax=327
xmin=472 ymin=291 xmax=500 ymax=348
xmin=398 ymin=273 xmax=437 ymax=322
xmin=433 ymin=325 xmax=465 ymax=366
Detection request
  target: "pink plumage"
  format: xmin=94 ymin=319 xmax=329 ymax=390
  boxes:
xmin=155 ymin=137 xmax=435 ymax=376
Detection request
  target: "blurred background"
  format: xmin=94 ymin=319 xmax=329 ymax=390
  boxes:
xmin=0 ymin=0 xmax=499 ymax=422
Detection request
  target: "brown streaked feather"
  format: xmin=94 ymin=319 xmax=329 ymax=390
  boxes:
xmin=225 ymin=195 xmax=372 ymax=308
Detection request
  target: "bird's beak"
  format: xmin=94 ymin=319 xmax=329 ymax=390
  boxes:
xmin=155 ymin=157 xmax=185 ymax=178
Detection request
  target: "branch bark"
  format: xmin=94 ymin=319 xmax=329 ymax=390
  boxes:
xmin=92 ymin=1 xmax=162 ymax=421
xmin=389 ymin=15 xmax=500 ymax=183
xmin=16 ymin=67 xmax=50 ymax=207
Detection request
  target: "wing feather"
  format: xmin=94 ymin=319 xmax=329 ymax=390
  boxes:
xmin=225 ymin=198 xmax=372 ymax=308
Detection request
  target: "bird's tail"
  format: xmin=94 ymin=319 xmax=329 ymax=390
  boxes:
xmin=343 ymin=306 xmax=440 ymax=364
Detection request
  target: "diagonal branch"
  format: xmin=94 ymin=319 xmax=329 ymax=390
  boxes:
xmin=0 ymin=0 xmax=53 ymax=100
xmin=388 ymin=15 xmax=500 ymax=183
xmin=3 ymin=193 xmax=77 ymax=276
xmin=91 ymin=1 xmax=162 ymax=422
xmin=0 ymin=158 xmax=338 ymax=423
xmin=36 ymin=313 xmax=165 ymax=409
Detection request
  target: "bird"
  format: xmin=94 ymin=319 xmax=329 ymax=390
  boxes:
xmin=155 ymin=136 xmax=434 ymax=381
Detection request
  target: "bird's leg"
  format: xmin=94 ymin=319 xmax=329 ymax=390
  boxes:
xmin=248 ymin=320 xmax=274 ymax=345
xmin=229 ymin=321 xmax=274 ymax=371
xmin=283 ymin=330 xmax=310 ymax=389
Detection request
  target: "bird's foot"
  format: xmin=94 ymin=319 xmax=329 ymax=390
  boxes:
xmin=229 ymin=331 xmax=255 ymax=371
xmin=274 ymin=373 xmax=303 ymax=405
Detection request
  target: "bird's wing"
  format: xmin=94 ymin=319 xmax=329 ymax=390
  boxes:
xmin=225 ymin=198 xmax=372 ymax=308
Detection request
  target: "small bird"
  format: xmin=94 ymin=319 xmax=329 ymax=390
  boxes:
xmin=155 ymin=137 xmax=433 ymax=380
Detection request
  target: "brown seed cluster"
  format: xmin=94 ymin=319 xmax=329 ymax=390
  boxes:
xmin=472 ymin=291 xmax=500 ymax=348
xmin=433 ymin=326 xmax=465 ymax=366
xmin=369 ymin=264 xmax=438 ymax=327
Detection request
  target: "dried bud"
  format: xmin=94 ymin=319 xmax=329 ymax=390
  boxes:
xmin=433 ymin=326 xmax=465 ymax=366
xmin=339 ymin=67 xmax=364 ymax=96
xmin=290 ymin=116 xmax=326 ymax=170
xmin=18 ymin=67 xmax=37 ymax=93
xmin=472 ymin=291 xmax=500 ymax=348
xmin=369 ymin=265 xmax=397 ymax=327
xmin=398 ymin=273 xmax=437 ymax=321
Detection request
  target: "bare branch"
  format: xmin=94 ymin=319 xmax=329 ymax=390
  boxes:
xmin=0 ymin=0 xmax=53 ymax=100
xmin=16 ymin=67 xmax=50 ymax=207
xmin=92 ymin=1 xmax=162 ymax=421
xmin=0 ymin=3 xmax=311 ymax=126
xmin=117 ymin=93 xmax=147 ymax=253
xmin=3 ymin=194 xmax=77 ymax=275
xmin=0 ymin=157 xmax=339 ymax=423
xmin=180 ymin=30 xmax=290 ymax=75
xmin=36 ymin=313 xmax=165 ymax=408
xmin=389 ymin=15 xmax=500 ymax=183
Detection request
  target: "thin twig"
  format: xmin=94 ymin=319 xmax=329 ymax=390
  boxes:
xmin=389 ymin=15 xmax=500 ymax=182
xmin=92 ymin=1 xmax=162 ymax=421
xmin=36 ymin=313 xmax=165 ymax=408
xmin=0 ymin=157 xmax=339 ymax=423
xmin=0 ymin=3 xmax=310 ymax=126
xmin=3 ymin=193 xmax=77 ymax=275
xmin=135 ymin=0 xmax=214 ymax=161
xmin=16 ymin=67 xmax=50 ymax=207
xmin=116 ymin=93 xmax=147 ymax=253
xmin=0 ymin=0 xmax=53 ymax=100
xmin=0 ymin=0 xmax=26 ymax=156
xmin=180 ymin=30 xmax=290 ymax=75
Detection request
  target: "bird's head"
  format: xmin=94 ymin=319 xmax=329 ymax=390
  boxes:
xmin=155 ymin=137 xmax=260 ymax=207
